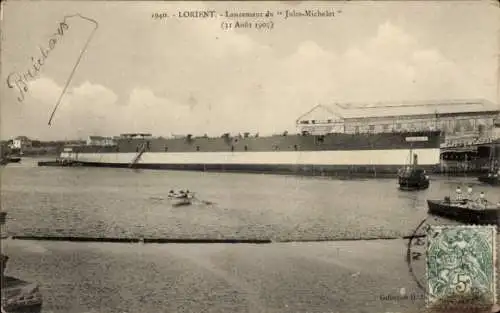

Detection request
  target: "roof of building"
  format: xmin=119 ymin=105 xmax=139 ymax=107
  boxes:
xmin=297 ymin=99 xmax=499 ymax=121
xmin=119 ymin=133 xmax=152 ymax=137
xmin=14 ymin=136 xmax=30 ymax=140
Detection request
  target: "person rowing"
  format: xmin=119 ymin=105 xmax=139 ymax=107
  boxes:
xmin=168 ymin=189 xmax=187 ymax=199
xmin=177 ymin=190 xmax=193 ymax=199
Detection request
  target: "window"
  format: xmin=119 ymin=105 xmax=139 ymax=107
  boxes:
xmin=196 ymin=146 xmax=200 ymax=151
xmin=164 ymin=146 xmax=168 ymax=152
xmin=354 ymin=126 xmax=360 ymax=133
xmin=368 ymin=125 xmax=375 ymax=132
xmin=463 ymin=120 xmax=473 ymax=132
xmin=382 ymin=124 xmax=389 ymax=131
xmin=244 ymin=145 xmax=248 ymax=151
xmin=396 ymin=123 xmax=402 ymax=129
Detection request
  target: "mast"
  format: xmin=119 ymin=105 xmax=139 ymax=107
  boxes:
xmin=410 ymin=144 xmax=413 ymax=167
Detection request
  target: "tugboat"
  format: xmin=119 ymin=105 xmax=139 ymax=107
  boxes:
xmin=1 ymin=211 xmax=43 ymax=313
xmin=427 ymin=188 xmax=500 ymax=226
xmin=398 ymin=151 xmax=430 ymax=190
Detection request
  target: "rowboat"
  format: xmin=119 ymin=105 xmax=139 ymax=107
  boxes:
xmin=427 ymin=198 xmax=500 ymax=226
xmin=1 ymin=212 xmax=43 ymax=313
xmin=1 ymin=276 xmax=43 ymax=313
xmin=167 ymin=192 xmax=193 ymax=206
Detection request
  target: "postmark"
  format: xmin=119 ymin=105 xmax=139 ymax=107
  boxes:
xmin=406 ymin=217 xmax=434 ymax=294
xmin=425 ymin=225 xmax=497 ymax=310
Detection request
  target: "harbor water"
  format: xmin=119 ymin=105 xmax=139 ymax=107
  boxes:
xmin=2 ymin=158 xmax=500 ymax=313
xmin=2 ymin=158 xmax=499 ymax=242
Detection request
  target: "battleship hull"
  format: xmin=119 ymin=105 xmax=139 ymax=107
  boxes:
xmin=56 ymin=150 xmax=441 ymax=177
xmin=54 ymin=131 xmax=442 ymax=177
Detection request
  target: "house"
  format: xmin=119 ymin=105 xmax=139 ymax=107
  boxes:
xmin=11 ymin=136 xmax=32 ymax=150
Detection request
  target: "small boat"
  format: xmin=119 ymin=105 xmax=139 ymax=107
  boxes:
xmin=167 ymin=191 xmax=193 ymax=206
xmin=1 ymin=276 xmax=43 ymax=313
xmin=0 ymin=157 xmax=21 ymax=165
xmin=398 ymin=150 xmax=429 ymax=190
xmin=6 ymin=156 xmax=21 ymax=163
xmin=427 ymin=197 xmax=500 ymax=226
xmin=478 ymin=169 xmax=500 ymax=186
xmin=1 ymin=212 xmax=43 ymax=313
xmin=398 ymin=167 xmax=430 ymax=190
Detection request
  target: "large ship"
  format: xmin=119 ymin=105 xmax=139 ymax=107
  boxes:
xmin=53 ymin=125 xmax=443 ymax=177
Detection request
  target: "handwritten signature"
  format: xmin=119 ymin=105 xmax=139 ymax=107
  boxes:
xmin=7 ymin=21 xmax=69 ymax=102
xmin=6 ymin=14 xmax=98 ymax=125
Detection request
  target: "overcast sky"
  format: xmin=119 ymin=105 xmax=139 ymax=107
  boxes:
xmin=1 ymin=1 xmax=499 ymax=140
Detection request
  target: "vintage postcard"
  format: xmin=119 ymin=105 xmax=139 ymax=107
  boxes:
xmin=1 ymin=1 xmax=499 ymax=313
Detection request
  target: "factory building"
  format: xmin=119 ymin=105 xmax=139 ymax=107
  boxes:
xmin=296 ymin=98 xmax=499 ymax=146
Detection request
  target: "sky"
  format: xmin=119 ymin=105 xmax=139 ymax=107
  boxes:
xmin=1 ymin=1 xmax=499 ymax=140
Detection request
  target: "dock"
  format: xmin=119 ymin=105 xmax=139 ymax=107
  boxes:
xmin=37 ymin=159 xmax=82 ymax=167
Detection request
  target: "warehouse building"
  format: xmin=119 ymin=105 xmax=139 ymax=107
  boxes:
xmin=296 ymin=98 xmax=499 ymax=146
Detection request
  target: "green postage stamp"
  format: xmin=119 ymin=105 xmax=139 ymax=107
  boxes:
xmin=426 ymin=225 xmax=497 ymax=309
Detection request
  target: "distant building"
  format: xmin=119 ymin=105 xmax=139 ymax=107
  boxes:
xmin=11 ymin=136 xmax=32 ymax=150
xmin=86 ymin=136 xmax=116 ymax=146
xmin=296 ymin=99 xmax=499 ymax=146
